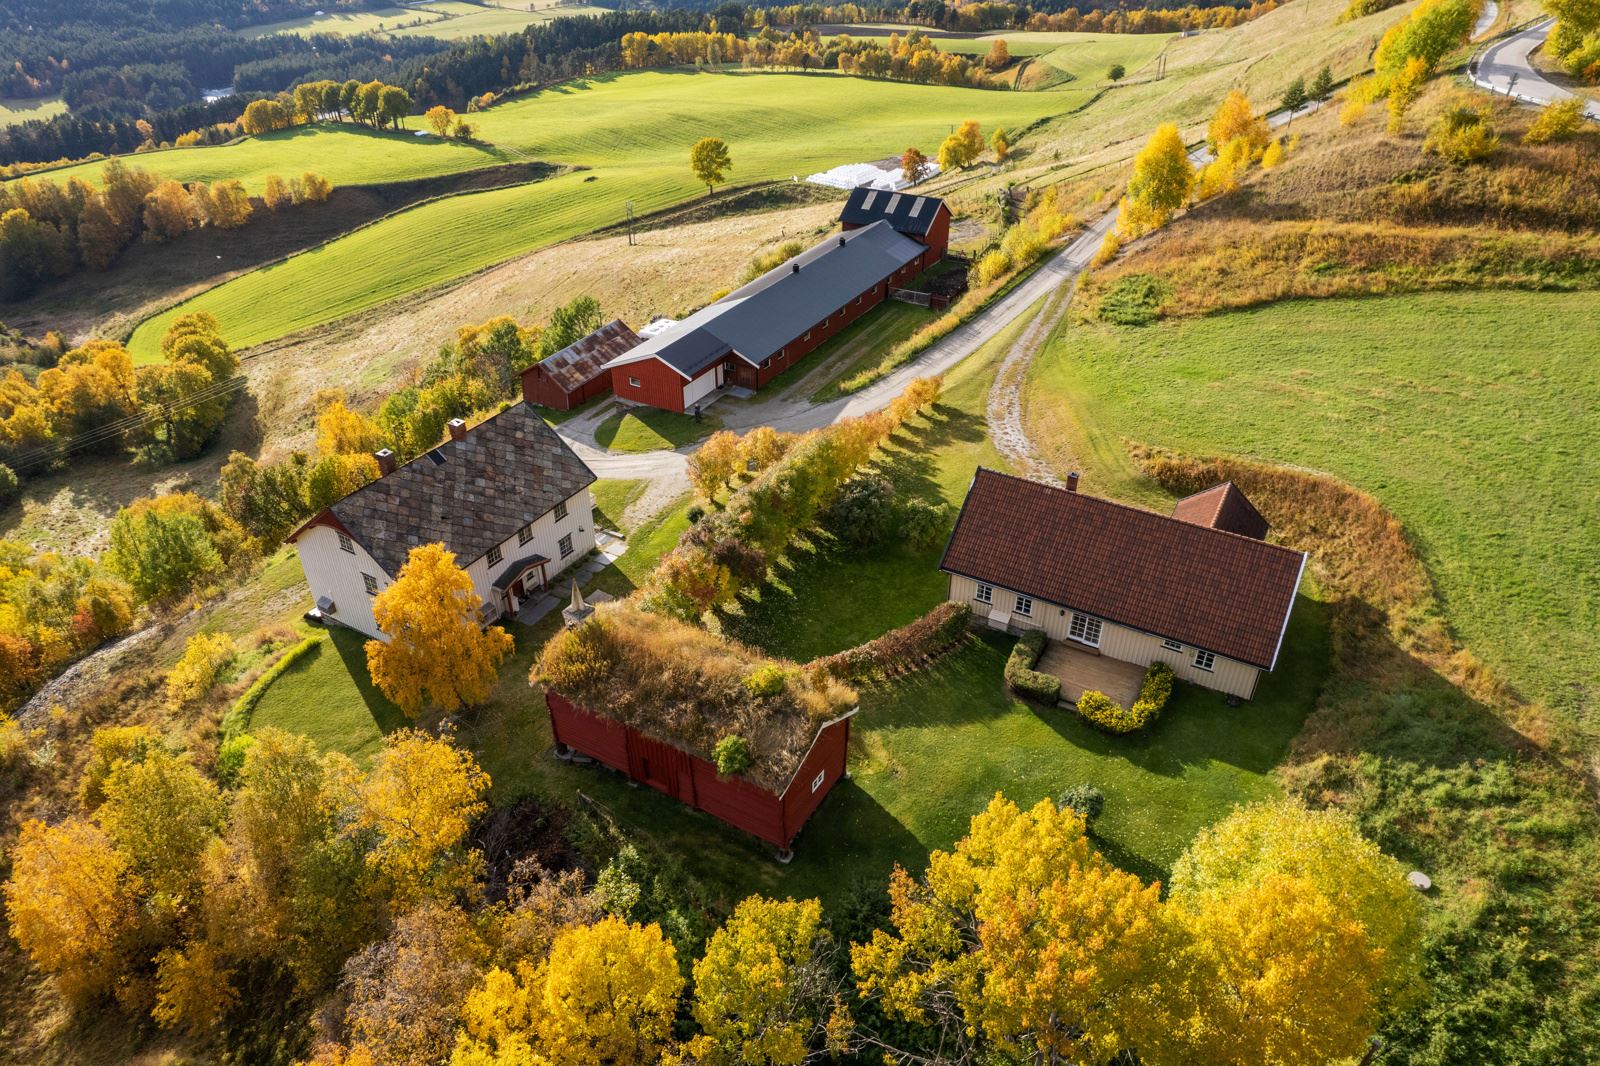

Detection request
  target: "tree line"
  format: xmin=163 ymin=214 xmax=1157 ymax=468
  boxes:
xmin=621 ymin=27 xmax=992 ymax=85
xmin=1 ymin=160 xmax=333 ymax=302
xmin=754 ymin=0 xmax=1282 ymax=34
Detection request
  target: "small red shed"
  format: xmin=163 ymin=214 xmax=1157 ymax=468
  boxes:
xmin=521 ymin=319 xmax=640 ymax=411
xmin=838 ymin=186 xmax=951 ymax=269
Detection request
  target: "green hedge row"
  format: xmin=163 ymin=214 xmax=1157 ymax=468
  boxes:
xmin=812 ymin=601 xmax=972 ymax=682
xmin=1003 ymin=628 xmax=1061 ymax=704
xmin=1076 ymin=661 xmax=1175 ymax=734
xmin=219 ymin=635 xmax=323 ymax=744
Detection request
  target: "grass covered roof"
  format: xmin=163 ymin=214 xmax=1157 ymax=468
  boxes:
xmin=534 ymin=604 xmax=857 ymax=792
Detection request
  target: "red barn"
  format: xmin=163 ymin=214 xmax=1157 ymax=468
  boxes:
xmin=520 ymin=319 xmax=639 ymax=411
xmin=839 ymin=186 xmax=951 ymax=269
xmin=602 ymin=220 xmax=930 ymax=413
xmin=547 ymin=692 xmax=856 ymax=857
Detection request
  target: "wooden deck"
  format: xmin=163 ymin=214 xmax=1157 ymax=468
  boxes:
xmin=1036 ymin=640 xmax=1146 ymax=708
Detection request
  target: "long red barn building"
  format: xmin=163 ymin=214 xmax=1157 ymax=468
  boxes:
xmin=601 ymin=189 xmax=949 ymax=413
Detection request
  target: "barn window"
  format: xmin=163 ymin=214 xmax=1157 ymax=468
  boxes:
xmin=487 ymin=545 xmax=502 ymax=567
xmin=337 ymin=532 xmax=355 ymax=554
xmin=554 ymin=500 xmax=568 ymax=521
xmin=1162 ymin=637 xmax=1183 ymax=652
xmin=558 ymin=534 xmax=573 ymax=559
xmin=811 ymin=769 xmax=826 ymax=793
xmin=803 ymin=331 xmax=811 ymax=341
xmin=362 ymin=572 xmax=378 ymax=596
xmin=1068 ymin=613 xmax=1102 ymax=647
xmin=628 ymin=376 xmax=641 ymax=388
xmin=974 ymin=583 xmax=993 ymax=604
xmin=856 ymin=295 xmax=863 ymax=305
xmin=518 ymin=523 xmax=533 ymax=546
xmin=1193 ymin=649 xmax=1216 ymax=672
xmin=1014 ymin=595 xmax=1033 ymax=617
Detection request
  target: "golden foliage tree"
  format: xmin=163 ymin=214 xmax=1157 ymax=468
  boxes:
xmin=899 ymin=145 xmax=931 ymax=185
xmin=263 ymin=174 xmax=291 ymax=211
xmin=365 ymin=543 xmax=514 ymax=717
xmin=97 ymin=747 xmax=225 ymax=909
xmin=1387 ymin=55 xmax=1431 ymax=132
xmin=355 ymin=729 xmax=489 ymax=902
xmin=425 ymin=105 xmax=457 ymax=137
xmin=3 ymin=817 xmax=140 ymax=1004
xmin=1207 ymin=88 xmax=1271 ymax=155
xmin=165 ymin=631 xmax=236 ymax=709
xmin=985 ymin=38 xmax=1011 ymax=71
xmin=153 ymin=940 xmax=239 ymax=1032
xmin=1118 ymin=122 xmax=1195 ymax=236
xmin=690 ymin=137 xmax=733 ymax=195
xmin=991 ymin=126 xmax=1010 ymax=161
xmin=142 ymin=180 xmax=198 ymax=241
xmin=317 ymin=395 xmax=387 ymax=457
xmin=538 ymin=916 xmax=684 ymax=1065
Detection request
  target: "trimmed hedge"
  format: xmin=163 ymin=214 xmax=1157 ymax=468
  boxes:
xmin=219 ymin=635 xmax=322 ymax=744
xmin=1004 ymin=628 xmax=1061 ymax=704
xmin=1074 ymin=661 xmax=1176 ymax=734
xmin=810 ymin=601 xmax=971 ymax=682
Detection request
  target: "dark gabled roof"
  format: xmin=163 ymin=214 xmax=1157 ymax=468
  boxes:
xmin=527 ymin=319 xmax=640 ymax=393
xmin=940 ymin=469 xmax=1305 ymax=671
xmin=839 ymin=185 xmax=947 ymax=237
xmin=603 ymin=221 xmax=926 ymax=376
xmin=300 ymin=402 xmax=595 ymax=576
xmin=1172 ymin=482 xmax=1270 ymax=540
xmin=491 ymin=553 xmax=549 ymax=591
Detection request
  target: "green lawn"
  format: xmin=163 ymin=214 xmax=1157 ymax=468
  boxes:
xmin=0 ymin=94 xmax=66 ymax=128
xmin=589 ymin=478 xmax=648 ymax=531
xmin=1027 ymin=290 xmax=1600 ymax=722
xmin=240 ymin=4 xmax=447 ymax=37
xmin=121 ymin=69 xmax=1089 ymax=358
xmin=389 ymin=1 xmax=609 ymax=38
xmin=820 ymin=29 xmax=1171 ymax=61
xmin=248 ymin=628 xmax=411 ymax=767
xmin=593 ymin=407 xmax=720 ymax=453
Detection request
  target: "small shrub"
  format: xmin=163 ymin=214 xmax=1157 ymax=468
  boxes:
xmin=165 ymin=632 xmax=237 ymax=710
xmin=1057 ymin=783 xmax=1106 ymax=825
xmin=1090 ymin=230 xmax=1121 ymax=267
xmin=1107 ymin=63 xmax=1126 ymax=81
xmin=1075 ymin=661 xmax=1176 ymax=734
xmin=823 ymin=475 xmax=899 ymax=546
xmin=0 ymin=712 xmax=30 ymax=770
xmin=742 ymin=664 xmax=788 ymax=697
xmin=216 ymin=733 xmax=256 ymax=788
xmin=0 ymin=462 xmax=18 ymax=505
xmin=1097 ymin=274 xmax=1171 ymax=325
xmin=1004 ymin=629 xmax=1060 ymax=704
xmin=712 ymin=734 xmax=752 ymax=776
xmin=974 ymin=249 xmax=1011 ymax=285
xmin=686 ymin=504 xmax=706 ymax=524
xmin=1523 ymin=98 xmax=1590 ymax=145
xmin=1424 ymin=104 xmax=1499 ymax=163
xmin=897 ymin=497 xmax=949 ymax=551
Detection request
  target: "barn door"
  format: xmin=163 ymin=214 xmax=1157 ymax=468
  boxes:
xmin=628 ymin=732 xmax=695 ymax=805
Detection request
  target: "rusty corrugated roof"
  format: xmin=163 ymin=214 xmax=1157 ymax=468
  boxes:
xmin=530 ymin=319 xmax=641 ymax=393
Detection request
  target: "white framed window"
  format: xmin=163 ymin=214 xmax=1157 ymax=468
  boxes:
xmin=487 ymin=545 xmax=502 ymax=567
xmin=1193 ymin=649 xmax=1216 ymax=672
xmin=554 ymin=500 xmax=568 ymax=521
xmin=1014 ymin=595 xmax=1033 ymax=617
xmin=803 ymin=331 xmax=812 ymax=341
xmin=810 ymin=769 xmax=826 ymax=793
xmin=361 ymin=572 xmax=378 ymax=596
xmin=974 ymin=583 xmax=993 ymax=605
xmin=337 ymin=532 xmax=355 ymax=554
xmin=628 ymin=376 xmax=641 ymax=388
xmin=558 ymin=533 xmax=573 ymax=558
xmin=517 ymin=523 xmax=533 ymax=546
xmin=1068 ymin=613 xmax=1102 ymax=647
xmin=1162 ymin=637 xmax=1183 ymax=652
xmin=856 ymin=295 xmax=863 ymax=305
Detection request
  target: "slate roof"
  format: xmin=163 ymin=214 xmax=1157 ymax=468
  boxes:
xmin=940 ymin=469 xmax=1305 ymax=671
xmin=308 ymin=402 xmax=595 ymax=576
xmin=602 ymin=221 xmax=926 ymax=377
xmin=1171 ymin=482 xmax=1270 ymax=540
xmin=528 ymin=319 xmax=640 ymax=393
xmin=839 ymin=185 xmax=947 ymax=237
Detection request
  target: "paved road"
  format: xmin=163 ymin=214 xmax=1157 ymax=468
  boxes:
xmin=1471 ymin=17 xmax=1600 ymax=119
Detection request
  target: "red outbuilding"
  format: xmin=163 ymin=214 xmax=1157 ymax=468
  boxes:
xmin=520 ymin=319 xmax=639 ymax=411
xmin=838 ymin=185 xmax=951 ymax=269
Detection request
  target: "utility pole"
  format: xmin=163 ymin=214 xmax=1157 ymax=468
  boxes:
xmin=625 ymin=200 xmax=636 ymax=246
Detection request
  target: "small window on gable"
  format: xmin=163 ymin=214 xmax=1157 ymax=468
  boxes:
xmin=362 ymin=572 xmax=378 ymax=596
xmin=558 ymin=533 xmax=573 ymax=559
xmin=974 ymin=583 xmax=993 ymax=605
xmin=337 ymin=532 xmax=355 ymax=554
xmin=487 ymin=545 xmax=502 ymax=567
xmin=1014 ymin=595 xmax=1033 ymax=617
xmin=1162 ymin=638 xmax=1183 ymax=652
xmin=553 ymin=500 xmax=568 ymax=522
xmin=1194 ymin=649 xmax=1216 ymax=672
xmin=517 ymin=523 xmax=533 ymax=546
xmin=628 ymin=376 xmax=641 ymax=388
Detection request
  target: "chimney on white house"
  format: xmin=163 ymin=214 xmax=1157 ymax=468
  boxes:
xmin=1066 ymin=472 xmax=1080 ymax=492
xmin=374 ymin=448 xmax=396 ymax=476
xmin=448 ymin=418 xmax=467 ymax=442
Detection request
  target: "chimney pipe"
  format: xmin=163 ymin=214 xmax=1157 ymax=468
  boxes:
xmin=447 ymin=418 xmax=467 ymax=442
xmin=791 ymin=261 xmax=800 ymax=274
xmin=1066 ymin=472 xmax=1080 ymax=492
xmin=374 ymin=448 xmax=396 ymax=476
xmin=838 ymin=234 xmax=846 ymax=247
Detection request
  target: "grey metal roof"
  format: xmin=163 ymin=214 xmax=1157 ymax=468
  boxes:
xmin=529 ymin=319 xmax=640 ymax=392
xmin=603 ymin=221 xmax=926 ymax=376
xmin=326 ymin=402 xmax=595 ymax=576
xmin=839 ymin=185 xmax=947 ymax=237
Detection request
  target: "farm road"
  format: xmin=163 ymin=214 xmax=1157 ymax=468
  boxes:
xmin=1472 ymin=17 xmax=1600 ymax=119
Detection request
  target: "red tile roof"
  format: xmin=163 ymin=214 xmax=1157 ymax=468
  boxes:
xmin=940 ymin=469 xmax=1305 ymax=670
xmin=1171 ymin=482 xmax=1269 ymax=540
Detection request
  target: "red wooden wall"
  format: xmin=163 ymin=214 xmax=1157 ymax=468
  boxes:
xmin=546 ymin=691 xmax=853 ymax=851
xmin=609 ymin=358 xmax=719 ymax=414
xmin=522 ymin=363 xmax=612 ymax=411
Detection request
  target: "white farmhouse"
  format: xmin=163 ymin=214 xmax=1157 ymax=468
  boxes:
xmin=287 ymin=402 xmax=597 ymax=640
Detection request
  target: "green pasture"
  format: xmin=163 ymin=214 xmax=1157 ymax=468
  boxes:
xmin=390 ymin=1 xmax=609 ymax=38
xmin=1028 ymin=290 xmax=1600 ymax=722
xmin=0 ymin=95 xmax=67 ymax=128
xmin=240 ymin=4 xmax=447 ymax=37
xmin=125 ymin=70 xmax=1087 ymax=358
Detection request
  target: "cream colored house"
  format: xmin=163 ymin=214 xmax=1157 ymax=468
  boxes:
xmin=288 ymin=403 xmax=597 ymax=641
xmin=940 ymin=469 xmax=1306 ymax=701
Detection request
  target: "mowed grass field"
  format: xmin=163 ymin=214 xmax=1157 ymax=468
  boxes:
xmin=0 ymin=95 xmax=67 ymax=128
xmin=390 ymin=1 xmax=610 ymax=38
xmin=1027 ymin=290 xmax=1600 ymax=722
xmin=125 ymin=70 xmax=1085 ymax=358
xmin=240 ymin=4 xmax=447 ymax=37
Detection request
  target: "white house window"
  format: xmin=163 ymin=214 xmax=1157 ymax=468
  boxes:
xmin=362 ymin=572 xmax=378 ymax=596
xmin=558 ymin=533 xmax=573 ymax=558
xmin=554 ymin=500 xmax=568 ymax=521
xmin=487 ymin=545 xmax=502 ymax=567
xmin=1014 ymin=595 xmax=1033 ymax=617
xmin=811 ymin=769 xmax=826 ymax=793
xmin=1194 ymin=649 xmax=1216 ymax=672
xmin=1162 ymin=638 xmax=1184 ymax=652
xmin=1068 ymin=613 xmax=1102 ymax=647
xmin=974 ymin=583 xmax=993 ymax=605
xmin=517 ymin=523 xmax=533 ymax=546
xmin=337 ymin=532 xmax=355 ymax=554
xmin=628 ymin=376 xmax=641 ymax=388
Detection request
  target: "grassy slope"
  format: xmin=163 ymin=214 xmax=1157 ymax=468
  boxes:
xmin=1027 ymin=290 xmax=1600 ymax=723
xmin=0 ymin=95 xmax=66 ymax=128
xmin=239 ymin=4 xmax=446 ymax=36
xmin=390 ymin=2 xmax=609 ymax=38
